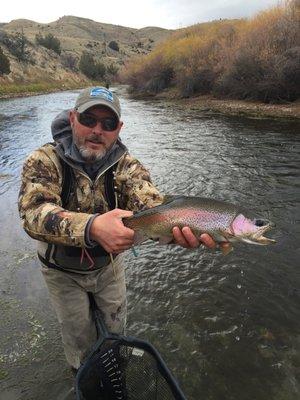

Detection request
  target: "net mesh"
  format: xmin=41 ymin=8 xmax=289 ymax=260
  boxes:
xmin=76 ymin=339 xmax=182 ymax=400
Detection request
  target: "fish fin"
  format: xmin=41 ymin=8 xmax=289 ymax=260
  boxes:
xmin=221 ymin=243 xmax=233 ymax=256
xmin=241 ymin=237 xmax=276 ymax=245
xmin=162 ymin=194 xmax=185 ymax=205
xmin=256 ymin=236 xmax=276 ymax=245
xmin=158 ymin=236 xmax=174 ymax=245
xmin=133 ymin=231 xmax=148 ymax=246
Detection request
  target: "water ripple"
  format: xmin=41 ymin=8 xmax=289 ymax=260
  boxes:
xmin=0 ymin=88 xmax=299 ymax=399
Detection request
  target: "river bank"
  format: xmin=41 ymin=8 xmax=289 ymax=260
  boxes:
xmin=0 ymin=82 xmax=86 ymax=99
xmin=130 ymin=89 xmax=300 ymax=121
xmin=1 ymin=83 xmax=299 ymax=121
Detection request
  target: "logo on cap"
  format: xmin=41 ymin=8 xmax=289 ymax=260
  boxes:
xmin=90 ymin=88 xmax=114 ymax=102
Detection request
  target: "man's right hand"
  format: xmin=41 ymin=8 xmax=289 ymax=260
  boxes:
xmin=89 ymin=209 xmax=135 ymax=254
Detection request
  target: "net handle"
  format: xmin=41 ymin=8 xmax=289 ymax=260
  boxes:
xmin=88 ymin=292 xmax=110 ymax=338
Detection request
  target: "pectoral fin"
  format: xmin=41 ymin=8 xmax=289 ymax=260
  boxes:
xmin=241 ymin=236 xmax=276 ymax=245
xmin=158 ymin=236 xmax=174 ymax=245
xmin=257 ymin=236 xmax=276 ymax=245
xmin=221 ymin=243 xmax=233 ymax=256
xmin=133 ymin=231 xmax=148 ymax=246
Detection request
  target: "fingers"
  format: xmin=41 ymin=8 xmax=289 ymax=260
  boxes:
xmin=107 ymin=209 xmax=135 ymax=239
xmin=200 ymin=233 xmax=216 ymax=249
xmin=113 ymin=208 xmax=133 ymax=219
xmin=182 ymin=227 xmax=200 ymax=248
xmin=173 ymin=227 xmax=200 ymax=248
xmin=113 ymin=209 xmax=135 ymax=238
xmin=90 ymin=209 xmax=135 ymax=249
xmin=103 ymin=239 xmax=134 ymax=254
xmin=172 ymin=227 xmax=190 ymax=248
xmin=173 ymin=228 xmax=222 ymax=250
xmin=120 ymin=225 xmax=135 ymax=239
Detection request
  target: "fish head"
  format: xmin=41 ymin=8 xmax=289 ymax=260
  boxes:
xmin=228 ymin=213 xmax=275 ymax=245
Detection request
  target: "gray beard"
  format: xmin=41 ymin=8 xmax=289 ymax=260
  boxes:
xmin=77 ymin=146 xmax=107 ymax=163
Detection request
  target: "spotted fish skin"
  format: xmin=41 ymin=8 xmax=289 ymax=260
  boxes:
xmin=123 ymin=195 xmax=275 ymax=248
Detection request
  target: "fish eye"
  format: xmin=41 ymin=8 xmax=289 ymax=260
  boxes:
xmin=254 ymin=219 xmax=267 ymax=227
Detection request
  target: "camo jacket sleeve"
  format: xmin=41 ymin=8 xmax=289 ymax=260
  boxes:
xmin=18 ymin=144 xmax=92 ymax=247
xmin=115 ymin=154 xmax=164 ymax=212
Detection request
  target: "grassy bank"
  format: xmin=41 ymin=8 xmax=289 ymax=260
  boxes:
xmin=132 ymin=89 xmax=300 ymax=120
xmin=0 ymin=81 xmax=87 ymax=99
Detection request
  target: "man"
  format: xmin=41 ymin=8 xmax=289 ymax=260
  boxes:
xmin=18 ymin=86 xmax=221 ymax=371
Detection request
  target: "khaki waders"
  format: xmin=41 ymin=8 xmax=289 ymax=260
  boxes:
xmin=41 ymin=255 xmax=126 ymax=369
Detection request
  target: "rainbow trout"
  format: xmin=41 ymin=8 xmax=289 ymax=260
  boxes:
xmin=123 ymin=195 xmax=275 ymax=254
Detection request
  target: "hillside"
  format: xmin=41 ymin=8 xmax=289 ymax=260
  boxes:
xmin=0 ymin=16 xmax=172 ymax=92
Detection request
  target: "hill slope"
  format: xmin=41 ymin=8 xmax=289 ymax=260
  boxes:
xmin=0 ymin=16 xmax=172 ymax=89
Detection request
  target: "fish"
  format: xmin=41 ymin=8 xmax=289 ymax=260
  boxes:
xmin=123 ymin=195 xmax=275 ymax=254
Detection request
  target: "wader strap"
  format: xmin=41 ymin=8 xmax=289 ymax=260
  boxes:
xmin=60 ymin=159 xmax=75 ymax=208
xmin=38 ymin=253 xmax=65 ymax=272
xmin=45 ymin=243 xmax=53 ymax=262
xmin=104 ymin=164 xmax=117 ymax=210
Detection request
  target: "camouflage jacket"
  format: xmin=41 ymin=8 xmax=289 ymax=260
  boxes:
xmin=18 ymin=141 xmax=163 ymax=271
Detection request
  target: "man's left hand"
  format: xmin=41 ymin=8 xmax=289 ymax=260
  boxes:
xmin=172 ymin=226 xmax=230 ymax=251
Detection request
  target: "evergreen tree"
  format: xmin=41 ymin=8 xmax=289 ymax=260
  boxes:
xmin=108 ymin=41 xmax=119 ymax=52
xmin=0 ymin=46 xmax=11 ymax=75
xmin=36 ymin=33 xmax=61 ymax=55
xmin=79 ymin=52 xmax=106 ymax=80
xmin=6 ymin=31 xmax=30 ymax=62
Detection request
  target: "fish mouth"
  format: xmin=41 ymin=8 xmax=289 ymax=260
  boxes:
xmin=246 ymin=220 xmax=276 ymax=245
xmin=227 ymin=215 xmax=276 ymax=245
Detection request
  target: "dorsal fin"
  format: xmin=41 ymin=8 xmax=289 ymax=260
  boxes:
xmin=162 ymin=194 xmax=185 ymax=205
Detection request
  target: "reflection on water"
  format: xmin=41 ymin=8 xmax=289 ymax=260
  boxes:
xmin=0 ymin=88 xmax=299 ymax=400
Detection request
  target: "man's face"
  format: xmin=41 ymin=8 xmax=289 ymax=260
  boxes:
xmin=69 ymin=106 xmax=123 ymax=163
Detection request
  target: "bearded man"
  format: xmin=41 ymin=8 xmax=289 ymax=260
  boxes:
xmin=18 ymin=86 xmax=218 ymax=371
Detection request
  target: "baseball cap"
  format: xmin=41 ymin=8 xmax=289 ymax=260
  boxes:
xmin=74 ymin=87 xmax=121 ymax=119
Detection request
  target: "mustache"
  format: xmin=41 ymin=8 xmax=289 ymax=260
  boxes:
xmin=86 ymin=134 xmax=104 ymax=143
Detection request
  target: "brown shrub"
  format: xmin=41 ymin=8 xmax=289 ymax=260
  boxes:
xmin=121 ymin=1 xmax=300 ymax=102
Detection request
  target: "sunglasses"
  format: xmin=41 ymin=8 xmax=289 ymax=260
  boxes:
xmin=77 ymin=113 xmax=119 ymax=131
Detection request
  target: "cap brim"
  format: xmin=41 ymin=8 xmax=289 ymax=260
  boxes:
xmin=76 ymin=100 xmax=120 ymax=118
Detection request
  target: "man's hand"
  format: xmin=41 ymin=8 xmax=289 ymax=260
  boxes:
xmin=172 ymin=226 xmax=231 ymax=252
xmin=90 ymin=209 xmax=135 ymax=254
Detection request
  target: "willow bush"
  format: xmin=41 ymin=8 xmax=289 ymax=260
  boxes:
xmin=121 ymin=1 xmax=299 ymax=103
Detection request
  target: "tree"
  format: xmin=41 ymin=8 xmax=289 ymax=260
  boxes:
xmin=79 ymin=52 xmax=95 ymax=77
xmin=5 ymin=31 xmax=31 ymax=62
xmin=94 ymin=62 xmax=106 ymax=79
xmin=106 ymin=63 xmax=119 ymax=76
xmin=108 ymin=41 xmax=119 ymax=52
xmin=36 ymin=33 xmax=61 ymax=55
xmin=79 ymin=52 xmax=106 ymax=80
xmin=60 ymin=53 xmax=78 ymax=71
xmin=0 ymin=46 xmax=10 ymax=75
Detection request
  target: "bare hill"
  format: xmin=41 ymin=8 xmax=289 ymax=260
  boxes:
xmin=0 ymin=16 xmax=172 ymax=87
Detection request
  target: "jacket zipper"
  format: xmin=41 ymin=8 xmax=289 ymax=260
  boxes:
xmin=94 ymin=152 xmax=127 ymax=185
xmin=74 ymin=152 xmax=127 ymax=211
xmin=71 ymin=152 xmax=127 ymax=184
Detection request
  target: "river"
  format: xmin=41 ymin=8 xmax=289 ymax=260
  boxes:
xmin=0 ymin=87 xmax=299 ymax=400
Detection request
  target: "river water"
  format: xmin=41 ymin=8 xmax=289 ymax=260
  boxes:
xmin=0 ymin=87 xmax=299 ymax=400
